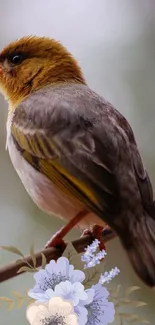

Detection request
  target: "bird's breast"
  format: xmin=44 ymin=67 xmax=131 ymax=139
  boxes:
xmin=7 ymin=135 xmax=83 ymax=218
xmin=7 ymin=135 xmax=104 ymax=229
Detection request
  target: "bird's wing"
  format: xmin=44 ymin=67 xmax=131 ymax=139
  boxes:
xmin=131 ymin=143 xmax=155 ymax=217
xmin=11 ymin=85 xmax=121 ymax=221
xmin=113 ymin=109 xmax=155 ymax=218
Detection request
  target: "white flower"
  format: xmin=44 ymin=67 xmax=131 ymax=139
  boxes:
xmin=28 ymin=257 xmax=85 ymax=300
xmin=26 ymin=297 xmax=78 ymax=325
xmin=99 ymin=267 xmax=120 ymax=284
xmin=81 ymin=239 xmax=106 ymax=269
xmin=81 ymin=239 xmax=100 ymax=264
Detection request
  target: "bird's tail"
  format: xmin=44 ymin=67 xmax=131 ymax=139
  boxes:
xmin=122 ymin=211 xmax=155 ymax=287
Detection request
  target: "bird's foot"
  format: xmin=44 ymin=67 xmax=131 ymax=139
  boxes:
xmin=45 ymin=229 xmax=67 ymax=250
xmin=82 ymin=225 xmax=111 ymax=251
xmin=45 ymin=210 xmax=88 ymax=250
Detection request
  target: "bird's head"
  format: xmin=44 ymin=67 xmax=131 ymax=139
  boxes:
xmin=0 ymin=36 xmax=86 ymax=107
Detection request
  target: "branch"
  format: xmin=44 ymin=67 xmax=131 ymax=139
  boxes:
xmin=0 ymin=229 xmax=116 ymax=283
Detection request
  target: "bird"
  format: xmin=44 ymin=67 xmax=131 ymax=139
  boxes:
xmin=0 ymin=36 xmax=155 ymax=287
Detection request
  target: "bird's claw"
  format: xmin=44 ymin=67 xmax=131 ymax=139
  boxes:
xmin=45 ymin=232 xmax=67 ymax=250
xmin=45 ymin=210 xmax=88 ymax=250
xmin=81 ymin=224 xmax=107 ymax=251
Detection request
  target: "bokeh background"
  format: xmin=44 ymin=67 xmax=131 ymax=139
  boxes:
xmin=0 ymin=0 xmax=155 ymax=324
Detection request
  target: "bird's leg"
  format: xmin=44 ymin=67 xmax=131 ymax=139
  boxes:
xmin=81 ymin=224 xmax=116 ymax=251
xmin=45 ymin=210 xmax=88 ymax=249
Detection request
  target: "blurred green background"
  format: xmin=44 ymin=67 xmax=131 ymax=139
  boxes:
xmin=0 ymin=0 xmax=155 ymax=324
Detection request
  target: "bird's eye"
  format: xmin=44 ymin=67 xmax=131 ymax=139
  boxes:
xmin=9 ymin=53 xmax=24 ymax=65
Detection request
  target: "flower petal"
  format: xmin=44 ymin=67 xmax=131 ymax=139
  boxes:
xmin=28 ymin=290 xmax=49 ymax=302
xmin=73 ymin=283 xmax=88 ymax=301
xmin=92 ymin=283 xmax=109 ymax=299
xmin=45 ymin=259 xmax=57 ymax=274
xmin=55 ymin=280 xmax=72 ymax=297
xmin=54 ymin=281 xmax=88 ymax=306
xmin=26 ymin=303 xmax=48 ymax=325
xmin=69 ymin=269 xmax=85 ymax=283
xmin=74 ymin=305 xmax=88 ymax=325
xmin=85 ymin=284 xmax=115 ymax=325
xmin=45 ymin=288 xmax=56 ymax=299
xmin=65 ymin=313 xmax=79 ymax=325
xmin=33 ymin=269 xmax=47 ymax=282
xmin=80 ymin=288 xmax=95 ymax=306
xmin=57 ymin=257 xmax=70 ymax=274
xmin=101 ymin=302 xmax=115 ymax=323
xmin=48 ymin=297 xmax=73 ymax=316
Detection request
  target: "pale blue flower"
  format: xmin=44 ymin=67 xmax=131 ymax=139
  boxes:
xmin=43 ymin=281 xmax=88 ymax=306
xmin=74 ymin=288 xmax=95 ymax=325
xmin=28 ymin=257 xmax=85 ymax=300
xmin=74 ymin=305 xmax=88 ymax=325
xmin=81 ymin=283 xmax=115 ymax=325
xmin=99 ymin=267 xmax=120 ymax=284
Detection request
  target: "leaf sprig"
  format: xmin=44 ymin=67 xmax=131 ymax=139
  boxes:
xmin=109 ymin=285 xmax=149 ymax=324
xmin=0 ymin=242 xmax=151 ymax=325
xmin=1 ymin=244 xmax=47 ymax=272
xmin=0 ymin=291 xmax=34 ymax=311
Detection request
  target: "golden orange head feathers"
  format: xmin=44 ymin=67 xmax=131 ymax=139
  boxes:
xmin=0 ymin=35 xmax=85 ymax=106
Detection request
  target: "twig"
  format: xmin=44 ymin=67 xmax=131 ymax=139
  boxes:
xmin=0 ymin=229 xmax=116 ymax=283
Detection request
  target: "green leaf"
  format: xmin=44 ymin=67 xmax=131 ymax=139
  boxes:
xmin=17 ymin=298 xmax=24 ymax=309
xmin=63 ymin=243 xmax=84 ymax=271
xmin=118 ymin=313 xmax=134 ymax=318
xmin=120 ymin=316 xmax=123 ymax=325
xmin=0 ymin=297 xmax=12 ymax=302
xmin=11 ymin=291 xmax=22 ymax=298
xmin=30 ymin=244 xmax=36 ymax=268
xmin=15 ymin=259 xmax=23 ymax=264
xmin=125 ymin=286 xmax=141 ymax=296
xmin=130 ymin=318 xmax=150 ymax=324
xmin=115 ymin=284 xmax=121 ymax=295
xmin=27 ymin=299 xmax=34 ymax=306
xmin=25 ymin=289 xmax=29 ymax=295
xmin=109 ymin=284 xmax=121 ymax=300
xmin=83 ymin=262 xmax=104 ymax=289
xmin=41 ymin=253 xmax=47 ymax=269
xmin=118 ymin=300 xmax=147 ymax=308
xmin=7 ymin=301 xmax=15 ymax=311
xmin=129 ymin=316 xmax=150 ymax=324
xmin=131 ymin=301 xmax=147 ymax=308
xmin=1 ymin=246 xmax=24 ymax=257
xmin=17 ymin=266 xmax=35 ymax=273
xmin=0 ymin=293 xmax=35 ymax=311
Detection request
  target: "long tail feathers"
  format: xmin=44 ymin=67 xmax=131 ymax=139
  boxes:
xmin=123 ymin=212 xmax=155 ymax=287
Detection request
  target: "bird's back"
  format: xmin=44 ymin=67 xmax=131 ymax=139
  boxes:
xmin=9 ymin=83 xmax=150 ymax=225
